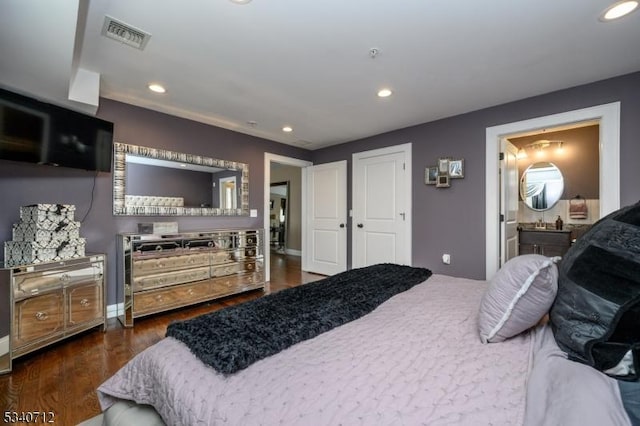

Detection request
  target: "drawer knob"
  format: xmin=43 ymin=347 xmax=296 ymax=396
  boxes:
xmin=187 ymin=289 xmax=194 ymax=295
xmin=80 ymin=298 xmax=90 ymax=307
xmin=60 ymin=273 xmax=70 ymax=282
xmin=155 ymin=294 xmax=164 ymax=301
xmin=35 ymin=311 xmax=49 ymax=321
xmin=155 ymin=245 xmax=163 ymax=252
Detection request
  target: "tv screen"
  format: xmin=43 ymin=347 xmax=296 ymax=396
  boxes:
xmin=0 ymin=88 xmax=114 ymax=172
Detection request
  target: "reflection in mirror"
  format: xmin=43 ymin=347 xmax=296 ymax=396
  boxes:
xmin=269 ymin=181 xmax=289 ymax=253
xmin=113 ymin=142 xmax=249 ymax=216
xmin=219 ymin=176 xmax=237 ymax=209
xmin=0 ymin=276 xmax=10 ymax=373
xmin=520 ymin=162 xmax=564 ymax=211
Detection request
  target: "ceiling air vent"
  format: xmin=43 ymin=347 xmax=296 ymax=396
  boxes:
xmin=101 ymin=16 xmax=151 ymax=50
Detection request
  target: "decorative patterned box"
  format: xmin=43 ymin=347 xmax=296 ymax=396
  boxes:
xmin=137 ymin=222 xmax=179 ymax=235
xmin=19 ymin=204 xmax=76 ymax=223
xmin=4 ymin=238 xmax=86 ymax=267
xmin=12 ymin=221 xmax=81 ymax=243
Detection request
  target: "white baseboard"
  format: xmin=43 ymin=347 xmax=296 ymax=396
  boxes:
xmin=286 ymin=249 xmax=302 ymax=256
xmin=0 ymin=335 xmax=8 ymax=356
xmin=106 ymin=303 xmax=123 ymax=319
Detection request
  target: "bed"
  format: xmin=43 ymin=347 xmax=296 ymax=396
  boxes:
xmin=96 ymin=262 xmax=631 ymax=425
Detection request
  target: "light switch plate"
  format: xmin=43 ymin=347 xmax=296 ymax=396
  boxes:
xmin=250 ymin=209 xmax=258 ymax=217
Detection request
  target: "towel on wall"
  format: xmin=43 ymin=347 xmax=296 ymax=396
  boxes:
xmin=570 ymin=198 xmax=588 ymax=219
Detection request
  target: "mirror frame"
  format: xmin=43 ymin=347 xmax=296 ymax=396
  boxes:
xmin=113 ymin=142 xmax=249 ymax=216
xmin=519 ymin=161 xmax=564 ymax=212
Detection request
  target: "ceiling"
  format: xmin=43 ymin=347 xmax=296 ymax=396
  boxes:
xmin=1 ymin=0 xmax=639 ymax=150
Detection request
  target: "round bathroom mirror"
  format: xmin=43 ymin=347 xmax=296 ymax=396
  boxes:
xmin=520 ymin=162 xmax=564 ymax=211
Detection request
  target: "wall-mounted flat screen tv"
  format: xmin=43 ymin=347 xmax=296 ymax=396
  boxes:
xmin=0 ymin=88 xmax=114 ymax=172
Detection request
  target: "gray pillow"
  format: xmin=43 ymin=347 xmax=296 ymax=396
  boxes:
xmin=478 ymin=254 xmax=559 ymax=343
xmin=550 ymin=201 xmax=640 ymax=380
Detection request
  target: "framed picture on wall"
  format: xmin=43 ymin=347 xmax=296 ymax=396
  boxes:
xmin=449 ymin=159 xmax=464 ymax=178
xmin=438 ymin=158 xmax=450 ymax=174
xmin=436 ymin=174 xmax=450 ymax=188
xmin=425 ymin=166 xmax=438 ymax=185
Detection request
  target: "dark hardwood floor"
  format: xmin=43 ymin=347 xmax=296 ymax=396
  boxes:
xmin=0 ymin=252 xmax=324 ymax=425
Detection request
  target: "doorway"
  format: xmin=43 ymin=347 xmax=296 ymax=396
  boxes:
xmin=485 ymin=102 xmax=621 ymax=279
xmin=269 ymin=181 xmax=289 ymax=253
xmin=303 ymin=160 xmax=348 ymax=275
xmin=219 ymin=176 xmax=237 ymax=210
xmin=264 ymin=153 xmax=312 ymax=282
xmin=352 ymin=143 xmax=412 ymax=267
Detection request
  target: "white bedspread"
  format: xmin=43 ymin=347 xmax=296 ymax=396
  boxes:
xmin=98 ymin=274 xmax=534 ymax=425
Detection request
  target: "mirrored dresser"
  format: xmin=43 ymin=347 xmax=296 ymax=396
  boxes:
xmin=117 ymin=229 xmax=264 ymax=327
xmin=0 ymin=254 xmax=106 ymax=374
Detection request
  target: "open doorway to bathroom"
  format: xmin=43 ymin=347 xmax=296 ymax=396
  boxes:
xmin=485 ymin=102 xmax=620 ymax=279
xmin=507 ymin=122 xmax=601 ymax=243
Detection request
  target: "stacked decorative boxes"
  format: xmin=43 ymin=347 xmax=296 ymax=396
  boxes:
xmin=4 ymin=204 xmax=86 ymax=267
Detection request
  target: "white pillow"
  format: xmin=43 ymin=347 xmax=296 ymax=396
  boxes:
xmin=478 ymin=254 xmax=559 ymax=343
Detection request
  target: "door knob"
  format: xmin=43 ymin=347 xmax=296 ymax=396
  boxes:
xmin=339 ymin=223 xmax=345 ymax=228
xmin=357 ymin=223 xmax=363 ymax=228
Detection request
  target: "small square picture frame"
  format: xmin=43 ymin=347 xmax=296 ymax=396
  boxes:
xmin=436 ymin=174 xmax=450 ymax=188
xmin=438 ymin=158 xmax=450 ymax=174
xmin=449 ymin=159 xmax=464 ymax=179
xmin=425 ymin=166 xmax=438 ymax=185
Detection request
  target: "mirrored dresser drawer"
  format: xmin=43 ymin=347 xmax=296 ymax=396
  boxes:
xmin=118 ymin=229 xmax=265 ymax=327
xmin=1 ymin=254 xmax=107 ymax=374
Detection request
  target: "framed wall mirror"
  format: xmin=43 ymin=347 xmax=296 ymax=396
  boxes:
xmin=520 ymin=161 xmax=564 ymax=211
xmin=113 ymin=142 xmax=249 ymax=216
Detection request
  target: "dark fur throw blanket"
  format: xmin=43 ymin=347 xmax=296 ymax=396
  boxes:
xmin=166 ymin=263 xmax=432 ymax=374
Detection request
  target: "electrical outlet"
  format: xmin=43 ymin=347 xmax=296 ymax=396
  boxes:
xmin=442 ymin=253 xmax=451 ymax=265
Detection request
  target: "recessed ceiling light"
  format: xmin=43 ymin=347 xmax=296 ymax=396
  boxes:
xmin=600 ymin=0 xmax=638 ymax=21
xmin=229 ymin=0 xmax=252 ymax=4
xmin=377 ymin=88 xmax=392 ymax=98
xmin=148 ymin=83 xmax=166 ymax=93
xmin=282 ymin=126 xmax=293 ymax=133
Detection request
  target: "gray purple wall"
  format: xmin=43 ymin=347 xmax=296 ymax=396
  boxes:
xmin=126 ymin=162 xmax=213 ymax=206
xmin=0 ymin=98 xmax=311 ymax=306
xmin=312 ymin=71 xmax=640 ymax=279
xmin=0 ymin=71 xmax=639 ymax=312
